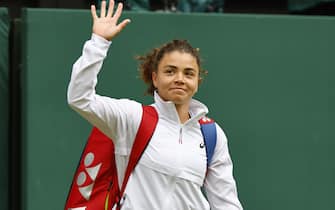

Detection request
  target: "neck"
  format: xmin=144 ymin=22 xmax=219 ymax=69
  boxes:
xmin=175 ymin=103 xmax=190 ymax=124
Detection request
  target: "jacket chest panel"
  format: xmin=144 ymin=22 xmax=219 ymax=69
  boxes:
xmin=139 ymin=119 xmax=207 ymax=183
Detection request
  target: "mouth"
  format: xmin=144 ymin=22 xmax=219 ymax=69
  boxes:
xmin=170 ymin=87 xmax=186 ymax=92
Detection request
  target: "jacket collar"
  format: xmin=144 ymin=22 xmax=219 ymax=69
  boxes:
xmin=153 ymin=91 xmax=208 ymax=125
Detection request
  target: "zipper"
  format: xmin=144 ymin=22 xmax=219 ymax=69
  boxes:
xmin=179 ymin=127 xmax=183 ymax=144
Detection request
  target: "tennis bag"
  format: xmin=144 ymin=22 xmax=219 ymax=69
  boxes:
xmin=65 ymin=105 xmax=216 ymax=210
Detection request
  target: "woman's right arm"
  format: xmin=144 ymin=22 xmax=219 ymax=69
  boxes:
xmin=67 ymin=1 xmax=138 ymax=145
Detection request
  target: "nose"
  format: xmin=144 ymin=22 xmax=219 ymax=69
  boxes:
xmin=174 ymin=72 xmax=185 ymax=84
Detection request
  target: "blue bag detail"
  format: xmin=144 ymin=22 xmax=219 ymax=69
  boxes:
xmin=200 ymin=122 xmax=217 ymax=166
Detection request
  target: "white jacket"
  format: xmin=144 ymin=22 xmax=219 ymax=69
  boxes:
xmin=67 ymin=34 xmax=243 ymax=210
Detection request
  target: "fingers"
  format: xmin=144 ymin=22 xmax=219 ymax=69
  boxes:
xmin=117 ymin=19 xmax=131 ymax=32
xmin=100 ymin=0 xmax=106 ymax=17
xmin=113 ymin=2 xmax=123 ymax=21
xmin=91 ymin=0 xmax=130 ymax=39
xmin=91 ymin=5 xmax=98 ymax=20
xmin=93 ymin=0 xmax=122 ymax=20
xmin=107 ymin=0 xmax=115 ymax=17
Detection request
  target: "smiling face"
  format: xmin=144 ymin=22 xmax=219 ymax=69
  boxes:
xmin=152 ymin=50 xmax=200 ymax=106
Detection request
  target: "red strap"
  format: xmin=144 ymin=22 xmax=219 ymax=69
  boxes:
xmin=119 ymin=105 xmax=158 ymax=202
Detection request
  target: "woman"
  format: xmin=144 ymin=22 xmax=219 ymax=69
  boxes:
xmin=67 ymin=0 xmax=243 ymax=209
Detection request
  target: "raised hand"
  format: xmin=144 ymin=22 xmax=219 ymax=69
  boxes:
xmin=91 ymin=0 xmax=131 ymax=41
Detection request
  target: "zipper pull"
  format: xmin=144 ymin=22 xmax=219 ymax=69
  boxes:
xmin=179 ymin=127 xmax=183 ymax=144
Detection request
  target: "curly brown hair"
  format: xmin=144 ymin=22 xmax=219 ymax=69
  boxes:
xmin=136 ymin=39 xmax=207 ymax=95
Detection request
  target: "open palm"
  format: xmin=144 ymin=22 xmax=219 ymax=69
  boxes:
xmin=91 ymin=0 xmax=130 ymax=41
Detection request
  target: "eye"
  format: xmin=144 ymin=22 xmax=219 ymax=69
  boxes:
xmin=185 ymin=70 xmax=196 ymax=77
xmin=164 ymin=68 xmax=175 ymax=75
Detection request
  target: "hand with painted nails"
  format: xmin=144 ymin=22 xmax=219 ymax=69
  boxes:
xmin=91 ymin=0 xmax=131 ymax=41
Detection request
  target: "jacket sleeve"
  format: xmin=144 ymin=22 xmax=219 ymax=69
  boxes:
xmin=203 ymin=124 xmax=243 ymax=210
xmin=67 ymin=33 xmax=142 ymax=152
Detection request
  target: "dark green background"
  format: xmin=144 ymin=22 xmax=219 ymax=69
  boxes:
xmin=20 ymin=8 xmax=335 ymax=210
xmin=0 ymin=7 xmax=9 ymax=210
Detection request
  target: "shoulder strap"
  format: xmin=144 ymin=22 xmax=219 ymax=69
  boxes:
xmin=199 ymin=117 xmax=217 ymax=166
xmin=119 ymin=105 xmax=158 ymax=201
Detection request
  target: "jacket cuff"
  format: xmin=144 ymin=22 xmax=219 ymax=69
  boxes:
xmin=91 ymin=33 xmax=112 ymax=48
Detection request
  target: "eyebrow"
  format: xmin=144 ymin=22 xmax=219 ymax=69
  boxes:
xmin=184 ymin=68 xmax=196 ymax=72
xmin=163 ymin=65 xmax=177 ymax=69
xmin=163 ymin=65 xmax=196 ymax=72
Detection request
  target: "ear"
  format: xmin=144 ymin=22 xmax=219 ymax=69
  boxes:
xmin=193 ymin=77 xmax=201 ymax=94
xmin=198 ymin=77 xmax=203 ymax=85
xmin=152 ymin=71 xmax=158 ymax=88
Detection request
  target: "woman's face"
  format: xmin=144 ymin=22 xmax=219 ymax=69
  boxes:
xmin=152 ymin=50 xmax=200 ymax=105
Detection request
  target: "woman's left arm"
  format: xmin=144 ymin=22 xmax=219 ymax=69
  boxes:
xmin=204 ymin=124 xmax=243 ymax=210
